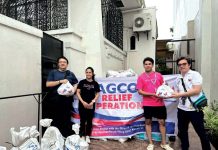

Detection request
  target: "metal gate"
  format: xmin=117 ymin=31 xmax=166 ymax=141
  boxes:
xmin=41 ymin=32 xmax=63 ymax=93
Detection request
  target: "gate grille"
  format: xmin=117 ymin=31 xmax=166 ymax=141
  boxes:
xmin=0 ymin=0 xmax=68 ymax=31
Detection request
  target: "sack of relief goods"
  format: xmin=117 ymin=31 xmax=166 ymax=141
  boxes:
xmin=40 ymin=119 xmax=64 ymax=150
xmin=156 ymin=84 xmax=174 ymax=98
xmin=10 ymin=126 xmax=40 ymax=150
xmin=57 ymin=81 xmax=76 ymax=96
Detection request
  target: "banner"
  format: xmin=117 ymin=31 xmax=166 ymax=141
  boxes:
xmin=72 ymin=75 xmax=179 ymax=138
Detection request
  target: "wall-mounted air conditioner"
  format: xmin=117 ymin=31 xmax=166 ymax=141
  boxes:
xmin=133 ymin=13 xmax=152 ymax=32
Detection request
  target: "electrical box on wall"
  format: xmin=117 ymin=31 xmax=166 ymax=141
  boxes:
xmin=133 ymin=13 xmax=152 ymax=32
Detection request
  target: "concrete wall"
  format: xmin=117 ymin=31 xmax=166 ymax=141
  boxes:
xmin=46 ymin=0 xmax=103 ymax=77
xmin=123 ymin=7 xmax=157 ymax=75
xmin=210 ymin=0 xmax=218 ymax=103
xmin=103 ymin=39 xmax=127 ymax=75
xmin=45 ymin=29 xmax=86 ymax=77
xmin=198 ymin=0 xmax=218 ymax=104
xmin=173 ymin=0 xmax=199 ymax=67
xmin=179 ymin=21 xmax=195 ymax=67
xmin=196 ymin=0 xmax=212 ymax=99
xmin=173 ymin=0 xmax=199 ymax=39
xmin=46 ymin=0 xmax=128 ymax=78
xmin=0 ymin=14 xmax=42 ymax=147
xmin=174 ymin=0 xmax=218 ymax=103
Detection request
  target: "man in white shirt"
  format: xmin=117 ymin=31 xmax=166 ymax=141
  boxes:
xmin=171 ymin=57 xmax=211 ymax=150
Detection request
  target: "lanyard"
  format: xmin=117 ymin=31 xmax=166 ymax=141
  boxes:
xmin=145 ymin=72 xmax=157 ymax=91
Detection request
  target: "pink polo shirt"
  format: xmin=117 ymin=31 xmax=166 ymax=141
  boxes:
xmin=136 ymin=72 xmax=164 ymax=106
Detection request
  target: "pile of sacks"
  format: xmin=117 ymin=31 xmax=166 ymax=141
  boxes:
xmin=10 ymin=126 xmax=40 ymax=150
xmin=106 ymin=69 xmax=137 ymax=78
xmin=8 ymin=119 xmax=89 ymax=150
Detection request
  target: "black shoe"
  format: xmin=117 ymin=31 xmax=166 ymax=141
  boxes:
xmin=169 ymin=136 xmax=176 ymax=142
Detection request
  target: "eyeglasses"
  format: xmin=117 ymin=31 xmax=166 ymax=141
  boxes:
xmin=178 ymin=63 xmax=188 ymax=67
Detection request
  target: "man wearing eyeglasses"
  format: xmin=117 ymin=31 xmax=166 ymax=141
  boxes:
xmin=171 ymin=57 xmax=211 ymax=150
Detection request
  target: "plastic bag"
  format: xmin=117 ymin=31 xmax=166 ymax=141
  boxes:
xmin=106 ymin=69 xmax=137 ymax=78
xmin=40 ymin=119 xmax=64 ymax=150
xmin=10 ymin=127 xmax=30 ymax=147
xmin=40 ymin=119 xmax=53 ymax=127
xmin=65 ymin=135 xmax=80 ymax=150
xmin=41 ymin=138 xmax=63 ymax=150
xmin=156 ymin=84 xmax=174 ymax=98
xmin=41 ymin=126 xmax=64 ymax=150
xmin=118 ymin=69 xmax=137 ymax=77
xmin=65 ymin=124 xmax=89 ymax=150
xmin=10 ymin=126 xmax=40 ymax=150
xmin=118 ymin=138 xmax=128 ymax=143
xmin=0 ymin=146 xmax=6 ymax=150
xmin=72 ymin=124 xmax=80 ymax=135
xmin=57 ymin=81 xmax=76 ymax=96
xmin=79 ymin=139 xmax=89 ymax=150
xmin=19 ymin=138 xmax=40 ymax=150
xmin=10 ymin=126 xmax=40 ymax=147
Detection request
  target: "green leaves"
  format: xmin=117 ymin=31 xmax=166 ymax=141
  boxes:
xmin=203 ymin=101 xmax=218 ymax=135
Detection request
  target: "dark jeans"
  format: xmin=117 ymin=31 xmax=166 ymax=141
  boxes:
xmin=42 ymin=94 xmax=75 ymax=138
xmin=79 ymin=106 xmax=95 ymax=136
xmin=177 ymin=108 xmax=211 ymax=150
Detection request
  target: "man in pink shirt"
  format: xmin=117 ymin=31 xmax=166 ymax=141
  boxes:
xmin=137 ymin=57 xmax=173 ymax=150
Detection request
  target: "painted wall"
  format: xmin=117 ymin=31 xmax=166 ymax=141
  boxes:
xmin=173 ymin=0 xmax=199 ymax=39
xmin=196 ymin=0 xmax=212 ymax=99
xmin=45 ymin=29 xmax=86 ymax=77
xmin=172 ymin=0 xmax=199 ymax=68
xmin=198 ymin=0 xmax=218 ymax=104
xmin=210 ymin=0 xmax=218 ymax=103
xmin=0 ymin=14 xmax=42 ymax=147
xmin=46 ymin=0 xmax=127 ymax=78
xmin=123 ymin=7 xmax=157 ymax=75
xmin=174 ymin=0 xmax=218 ymax=103
xmin=103 ymin=39 xmax=127 ymax=75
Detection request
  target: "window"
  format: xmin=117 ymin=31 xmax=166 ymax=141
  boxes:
xmin=130 ymin=36 xmax=136 ymax=50
xmin=101 ymin=0 xmax=123 ymax=50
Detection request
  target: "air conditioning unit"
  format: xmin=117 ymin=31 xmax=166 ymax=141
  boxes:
xmin=133 ymin=13 xmax=152 ymax=32
xmin=166 ymin=42 xmax=177 ymax=51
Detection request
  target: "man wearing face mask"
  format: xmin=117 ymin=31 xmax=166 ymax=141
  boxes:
xmin=43 ymin=56 xmax=78 ymax=138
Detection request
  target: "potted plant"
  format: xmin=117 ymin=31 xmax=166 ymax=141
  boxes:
xmin=203 ymin=100 xmax=218 ymax=149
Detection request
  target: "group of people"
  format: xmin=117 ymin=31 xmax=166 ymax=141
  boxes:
xmin=137 ymin=57 xmax=211 ymax=150
xmin=43 ymin=56 xmax=211 ymax=150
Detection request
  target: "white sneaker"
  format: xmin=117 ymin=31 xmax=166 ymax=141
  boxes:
xmin=86 ymin=136 xmax=91 ymax=143
xmin=147 ymin=144 xmax=154 ymax=150
xmin=160 ymin=144 xmax=174 ymax=150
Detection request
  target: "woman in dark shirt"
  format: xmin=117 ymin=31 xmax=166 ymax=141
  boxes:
xmin=44 ymin=56 xmax=78 ymax=138
xmin=76 ymin=67 xmax=100 ymax=143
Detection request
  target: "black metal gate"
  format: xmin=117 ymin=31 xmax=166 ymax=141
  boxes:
xmin=41 ymin=32 xmax=63 ymax=134
xmin=41 ymin=32 xmax=63 ymax=93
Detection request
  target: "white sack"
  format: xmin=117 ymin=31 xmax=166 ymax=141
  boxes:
xmin=156 ymin=84 xmax=174 ymax=98
xmin=57 ymin=81 xmax=76 ymax=96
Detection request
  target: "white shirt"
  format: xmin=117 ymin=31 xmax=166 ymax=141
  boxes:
xmin=175 ymin=70 xmax=203 ymax=111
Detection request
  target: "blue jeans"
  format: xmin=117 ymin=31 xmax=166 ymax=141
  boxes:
xmin=177 ymin=109 xmax=211 ymax=150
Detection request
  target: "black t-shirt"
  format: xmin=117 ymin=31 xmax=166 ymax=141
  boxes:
xmin=78 ymin=79 xmax=100 ymax=103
